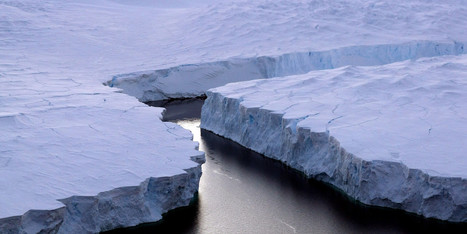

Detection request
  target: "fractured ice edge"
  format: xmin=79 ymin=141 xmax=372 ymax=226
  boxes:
xmin=200 ymin=55 xmax=467 ymax=222
xmin=0 ymin=165 xmax=203 ymax=233
xmin=0 ymin=94 xmax=206 ymax=233
xmin=108 ymin=40 xmax=465 ymax=102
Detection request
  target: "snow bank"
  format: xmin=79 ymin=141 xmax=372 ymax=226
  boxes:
xmin=201 ymin=55 xmax=467 ymax=222
xmin=108 ymin=41 xmax=465 ymax=102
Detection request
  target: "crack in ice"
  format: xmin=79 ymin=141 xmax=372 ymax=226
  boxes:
xmin=277 ymin=219 xmax=297 ymax=233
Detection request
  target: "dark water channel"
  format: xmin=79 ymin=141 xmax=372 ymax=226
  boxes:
xmin=108 ymin=99 xmax=466 ymax=234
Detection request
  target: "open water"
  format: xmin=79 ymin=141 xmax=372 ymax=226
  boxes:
xmin=107 ymin=99 xmax=466 ymax=234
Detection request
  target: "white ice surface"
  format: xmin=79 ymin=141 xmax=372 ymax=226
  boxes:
xmin=1 ymin=0 xmax=212 ymax=226
xmin=0 ymin=91 xmax=202 ymax=218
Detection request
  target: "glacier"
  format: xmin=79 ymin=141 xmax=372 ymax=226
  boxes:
xmin=201 ymin=55 xmax=467 ymax=222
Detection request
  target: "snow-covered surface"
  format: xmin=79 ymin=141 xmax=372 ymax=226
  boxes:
xmin=0 ymin=77 xmax=205 ymax=231
xmin=0 ymin=89 xmax=203 ymax=216
xmin=1 ymin=0 xmax=467 ymax=230
xmin=1 ymin=0 xmax=210 ymax=232
xmin=201 ymin=55 xmax=467 ymax=221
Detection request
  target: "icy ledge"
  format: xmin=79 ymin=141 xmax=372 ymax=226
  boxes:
xmin=0 ymin=167 xmax=202 ymax=233
xmin=107 ymin=40 xmax=465 ymax=102
xmin=201 ymin=55 xmax=467 ymax=222
xmin=0 ymin=90 xmax=205 ymax=233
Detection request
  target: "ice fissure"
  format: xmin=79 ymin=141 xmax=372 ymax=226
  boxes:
xmin=108 ymin=41 xmax=465 ymax=102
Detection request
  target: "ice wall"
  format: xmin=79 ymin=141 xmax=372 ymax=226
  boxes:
xmin=0 ymin=166 xmax=202 ymax=233
xmin=200 ymin=55 xmax=467 ymax=222
xmin=108 ymin=41 xmax=465 ymax=102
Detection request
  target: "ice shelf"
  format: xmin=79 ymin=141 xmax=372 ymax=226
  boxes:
xmin=201 ymin=55 xmax=467 ymax=222
xmin=2 ymin=0 xmax=467 ymax=231
xmin=0 ymin=87 xmax=205 ymax=232
xmin=1 ymin=0 xmax=208 ymax=232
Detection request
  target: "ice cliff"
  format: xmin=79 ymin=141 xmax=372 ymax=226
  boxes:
xmin=108 ymin=41 xmax=465 ymax=102
xmin=201 ymin=55 xmax=467 ymax=222
xmin=0 ymin=167 xmax=202 ymax=233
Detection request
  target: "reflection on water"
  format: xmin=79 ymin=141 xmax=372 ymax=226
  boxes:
xmin=107 ymin=99 xmax=466 ymax=234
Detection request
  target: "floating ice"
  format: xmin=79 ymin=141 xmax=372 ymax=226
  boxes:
xmin=201 ymin=55 xmax=467 ymax=222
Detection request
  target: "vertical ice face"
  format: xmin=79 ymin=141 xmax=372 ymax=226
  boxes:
xmin=0 ymin=166 xmax=203 ymax=233
xmin=109 ymin=41 xmax=465 ymax=102
xmin=200 ymin=55 xmax=467 ymax=222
